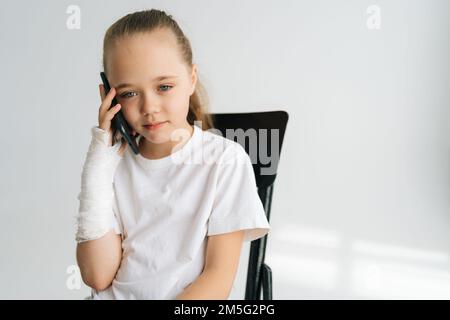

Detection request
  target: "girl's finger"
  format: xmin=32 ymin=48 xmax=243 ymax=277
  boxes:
xmin=101 ymin=105 xmax=119 ymax=126
xmin=105 ymin=104 xmax=121 ymax=121
xmin=99 ymin=84 xmax=106 ymax=101
xmin=99 ymin=87 xmax=116 ymax=115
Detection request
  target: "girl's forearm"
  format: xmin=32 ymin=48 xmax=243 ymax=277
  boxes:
xmin=76 ymin=229 xmax=122 ymax=291
xmin=175 ymin=269 xmax=233 ymax=300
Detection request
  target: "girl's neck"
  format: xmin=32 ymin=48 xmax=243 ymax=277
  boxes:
xmin=138 ymin=123 xmax=194 ymax=160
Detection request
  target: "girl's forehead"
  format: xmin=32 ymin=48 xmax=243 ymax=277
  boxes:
xmin=113 ymin=32 xmax=179 ymax=62
xmin=107 ymin=32 xmax=188 ymax=83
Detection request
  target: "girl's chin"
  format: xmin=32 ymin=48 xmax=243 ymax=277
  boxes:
xmin=139 ymin=129 xmax=172 ymax=144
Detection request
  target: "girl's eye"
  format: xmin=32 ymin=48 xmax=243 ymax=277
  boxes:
xmin=159 ymin=85 xmax=173 ymax=92
xmin=120 ymin=92 xmax=137 ymax=99
xmin=119 ymin=85 xmax=173 ymax=98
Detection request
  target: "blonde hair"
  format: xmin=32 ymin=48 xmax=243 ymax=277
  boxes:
xmin=102 ymin=9 xmax=213 ymax=130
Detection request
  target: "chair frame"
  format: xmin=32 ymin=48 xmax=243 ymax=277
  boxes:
xmin=210 ymin=110 xmax=289 ymax=300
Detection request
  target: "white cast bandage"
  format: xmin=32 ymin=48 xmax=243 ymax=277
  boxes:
xmin=75 ymin=126 xmax=124 ymax=243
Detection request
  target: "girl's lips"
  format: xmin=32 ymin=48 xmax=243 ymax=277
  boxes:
xmin=143 ymin=121 xmax=168 ymax=131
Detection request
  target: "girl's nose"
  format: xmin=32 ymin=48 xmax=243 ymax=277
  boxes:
xmin=141 ymin=93 xmax=161 ymax=115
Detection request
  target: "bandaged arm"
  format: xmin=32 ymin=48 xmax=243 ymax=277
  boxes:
xmin=75 ymin=126 xmax=123 ymax=291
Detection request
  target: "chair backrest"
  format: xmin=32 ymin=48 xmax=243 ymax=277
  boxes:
xmin=209 ymin=110 xmax=289 ymax=299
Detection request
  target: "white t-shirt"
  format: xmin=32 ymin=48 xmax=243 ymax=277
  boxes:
xmin=91 ymin=124 xmax=270 ymax=300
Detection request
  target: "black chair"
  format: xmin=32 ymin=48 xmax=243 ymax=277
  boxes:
xmin=209 ymin=110 xmax=289 ymax=300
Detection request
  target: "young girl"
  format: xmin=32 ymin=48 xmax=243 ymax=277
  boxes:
xmin=75 ymin=9 xmax=270 ymax=300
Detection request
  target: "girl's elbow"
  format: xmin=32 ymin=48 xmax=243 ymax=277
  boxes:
xmin=81 ymin=272 xmax=113 ymax=291
xmin=91 ymin=280 xmax=112 ymax=292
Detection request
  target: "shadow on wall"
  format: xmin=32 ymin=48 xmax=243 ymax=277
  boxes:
xmin=267 ymin=224 xmax=450 ymax=299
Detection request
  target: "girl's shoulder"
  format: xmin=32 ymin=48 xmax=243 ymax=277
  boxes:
xmin=198 ymin=127 xmax=250 ymax=166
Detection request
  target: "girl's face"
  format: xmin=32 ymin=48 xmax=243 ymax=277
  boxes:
xmin=105 ymin=29 xmax=197 ymax=148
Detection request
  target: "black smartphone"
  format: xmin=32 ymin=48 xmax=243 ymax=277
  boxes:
xmin=100 ymin=72 xmax=139 ymax=155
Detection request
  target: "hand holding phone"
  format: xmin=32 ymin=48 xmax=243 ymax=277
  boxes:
xmin=99 ymin=72 xmax=140 ymax=154
xmin=98 ymin=86 xmax=123 ymax=146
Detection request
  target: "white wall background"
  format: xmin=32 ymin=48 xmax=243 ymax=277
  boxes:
xmin=0 ymin=0 xmax=449 ymax=299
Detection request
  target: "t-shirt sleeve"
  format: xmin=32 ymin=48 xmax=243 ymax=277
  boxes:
xmin=207 ymin=144 xmax=270 ymax=242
